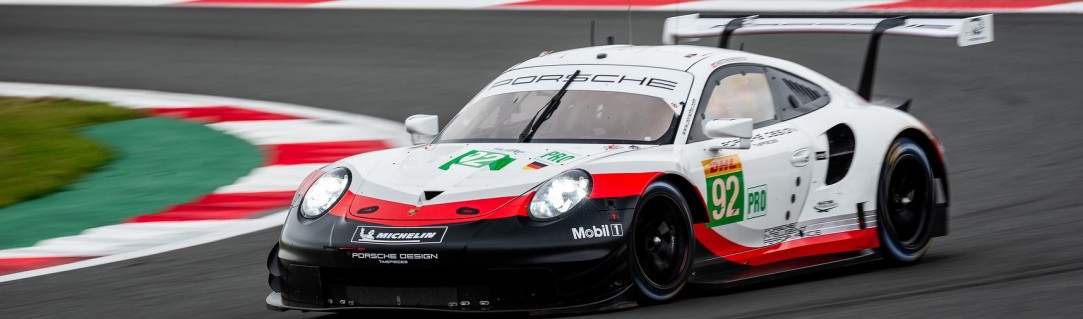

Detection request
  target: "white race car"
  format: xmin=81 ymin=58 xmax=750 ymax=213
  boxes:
xmin=267 ymin=14 xmax=992 ymax=314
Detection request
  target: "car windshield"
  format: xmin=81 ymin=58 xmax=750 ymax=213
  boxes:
xmin=437 ymin=90 xmax=678 ymax=144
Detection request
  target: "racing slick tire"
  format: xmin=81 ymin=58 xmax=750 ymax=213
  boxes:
xmin=876 ymin=137 xmax=936 ymax=265
xmin=628 ymin=181 xmax=694 ymax=303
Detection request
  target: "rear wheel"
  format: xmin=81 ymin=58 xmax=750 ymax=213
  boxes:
xmin=629 ymin=181 xmax=693 ymax=303
xmin=876 ymin=137 xmax=936 ymax=265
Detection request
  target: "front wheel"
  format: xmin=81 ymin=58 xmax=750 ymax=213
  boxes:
xmin=876 ymin=137 xmax=936 ymax=265
xmin=628 ymin=181 xmax=694 ymax=303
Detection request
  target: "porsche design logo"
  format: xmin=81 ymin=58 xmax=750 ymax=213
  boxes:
xmin=407 ymin=207 xmax=419 ymax=216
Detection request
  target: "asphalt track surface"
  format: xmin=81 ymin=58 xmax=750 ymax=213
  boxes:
xmin=1 ymin=7 xmax=1082 ymax=318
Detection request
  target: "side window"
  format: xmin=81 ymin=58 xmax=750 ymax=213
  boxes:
xmin=767 ymin=68 xmax=830 ymax=121
xmin=688 ymin=66 xmax=779 ymax=143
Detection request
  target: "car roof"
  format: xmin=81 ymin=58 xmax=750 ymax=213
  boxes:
xmin=511 ymin=45 xmax=747 ymax=71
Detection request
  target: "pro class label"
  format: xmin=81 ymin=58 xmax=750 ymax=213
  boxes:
xmin=747 ymin=184 xmax=767 ymax=220
xmin=535 ymin=150 xmax=579 ymax=165
xmin=351 ymin=226 xmax=448 ymax=245
xmin=702 ymin=155 xmax=745 ymax=227
xmin=523 ymin=150 xmax=580 ymax=170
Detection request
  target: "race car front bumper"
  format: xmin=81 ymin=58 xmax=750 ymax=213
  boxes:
xmin=267 ymin=196 xmax=641 ymax=314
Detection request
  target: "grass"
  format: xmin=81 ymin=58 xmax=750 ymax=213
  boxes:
xmin=0 ymin=97 xmax=143 ymax=209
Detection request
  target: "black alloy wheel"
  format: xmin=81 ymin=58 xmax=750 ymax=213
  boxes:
xmin=877 ymin=137 xmax=936 ymax=265
xmin=629 ymin=181 xmax=693 ymax=302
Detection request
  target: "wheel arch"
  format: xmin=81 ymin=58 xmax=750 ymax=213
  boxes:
xmin=894 ymin=128 xmax=950 ymax=237
xmin=650 ymin=174 xmax=708 ymax=225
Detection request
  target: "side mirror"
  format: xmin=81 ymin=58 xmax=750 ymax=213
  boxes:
xmin=704 ymin=118 xmax=753 ymax=151
xmin=405 ymin=114 xmax=439 ymax=145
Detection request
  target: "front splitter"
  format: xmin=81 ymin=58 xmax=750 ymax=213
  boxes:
xmin=266 ymin=285 xmax=638 ymax=316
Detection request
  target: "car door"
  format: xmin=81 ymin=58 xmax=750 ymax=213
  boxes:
xmin=681 ymin=65 xmax=815 ymax=260
xmin=762 ymin=66 xmax=835 ymax=230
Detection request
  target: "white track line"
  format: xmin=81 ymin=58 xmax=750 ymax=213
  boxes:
xmin=0 ymin=211 xmax=287 ymax=282
xmin=1026 ymin=2 xmax=1083 ymax=13
xmin=209 ymin=119 xmax=400 ymax=145
xmin=213 ymin=164 xmax=325 ymax=194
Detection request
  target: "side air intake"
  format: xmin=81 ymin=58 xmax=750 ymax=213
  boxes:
xmin=826 ymin=124 xmax=856 ymax=185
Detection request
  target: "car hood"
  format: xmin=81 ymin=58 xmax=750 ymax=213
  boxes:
xmin=340 ymin=143 xmax=650 ymax=221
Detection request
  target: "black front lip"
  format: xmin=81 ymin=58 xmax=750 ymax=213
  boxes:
xmin=266 ymin=287 xmax=638 ymax=315
xmin=278 ymin=196 xmax=639 ymax=268
xmin=270 ymin=196 xmax=641 ymax=312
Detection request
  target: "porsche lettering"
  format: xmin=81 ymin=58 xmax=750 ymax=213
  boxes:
xmin=490 ymin=74 xmax=678 ymax=91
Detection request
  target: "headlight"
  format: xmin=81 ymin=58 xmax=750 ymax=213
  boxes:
xmin=529 ymin=170 xmax=592 ymax=220
xmin=300 ymin=167 xmax=351 ymax=219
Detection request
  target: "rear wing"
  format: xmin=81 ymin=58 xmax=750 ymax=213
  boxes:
xmin=662 ymin=14 xmax=994 ymax=99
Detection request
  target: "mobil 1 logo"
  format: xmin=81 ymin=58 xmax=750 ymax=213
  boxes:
xmin=572 ymin=224 xmax=624 ymax=240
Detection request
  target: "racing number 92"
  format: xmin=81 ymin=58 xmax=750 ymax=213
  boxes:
xmin=439 ymin=150 xmax=516 ymax=171
xmin=702 ymin=155 xmax=745 ymax=227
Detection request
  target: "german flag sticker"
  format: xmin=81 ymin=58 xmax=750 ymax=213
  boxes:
xmin=523 ymin=161 xmax=548 ymax=170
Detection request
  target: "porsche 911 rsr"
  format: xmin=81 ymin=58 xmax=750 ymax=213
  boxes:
xmin=266 ymin=14 xmax=993 ymax=314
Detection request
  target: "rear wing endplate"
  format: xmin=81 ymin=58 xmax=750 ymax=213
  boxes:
xmin=662 ymin=14 xmax=994 ymax=100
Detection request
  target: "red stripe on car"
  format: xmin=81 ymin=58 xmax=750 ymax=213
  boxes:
xmin=329 ymin=192 xmax=531 ymax=226
xmin=590 ymin=172 xmax=662 ymax=199
xmin=724 ymin=228 xmax=880 ymax=266
xmin=694 ymin=223 xmax=757 ymax=257
xmin=328 ymin=171 xmax=663 ymax=226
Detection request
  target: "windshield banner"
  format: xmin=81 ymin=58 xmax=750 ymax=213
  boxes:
xmin=477 ymin=65 xmax=693 ymax=113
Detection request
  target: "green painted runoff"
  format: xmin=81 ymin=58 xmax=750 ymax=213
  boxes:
xmin=0 ymin=117 xmax=262 ymax=249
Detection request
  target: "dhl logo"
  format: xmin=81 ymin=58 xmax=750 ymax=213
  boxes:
xmin=701 ymin=155 xmax=742 ymax=178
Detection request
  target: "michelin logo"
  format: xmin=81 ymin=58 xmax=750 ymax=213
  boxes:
xmin=351 ymin=226 xmax=447 ymax=245
xmin=572 ymin=224 xmax=624 ymax=240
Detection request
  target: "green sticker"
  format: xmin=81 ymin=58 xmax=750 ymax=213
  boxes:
xmin=535 ymin=150 xmax=579 ymax=165
xmin=701 ymin=155 xmax=745 ymax=227
xmin=746 ymin=184 xmax=767 ymax=220
xmin=439 ymin=150 xmax=516 ymax=171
